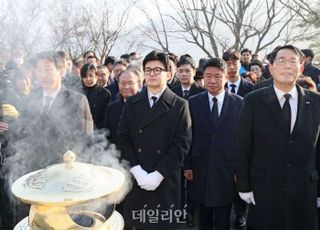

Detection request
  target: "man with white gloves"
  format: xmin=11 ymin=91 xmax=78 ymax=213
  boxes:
xmin=118 ymin=50 xmax=192 ymax=230
xmin=236 ymin=45 xmax=320 ymax=230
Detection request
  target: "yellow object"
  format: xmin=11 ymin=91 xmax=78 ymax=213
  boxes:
xmin=2 ymin=104 xmax=19 ymax=118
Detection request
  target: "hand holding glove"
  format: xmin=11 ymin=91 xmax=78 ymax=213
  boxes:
xmin=130 ymin=165 xmax=148 ymax=186
xmin=239 ymin=191 xmax=256 ymax=205
xmin=140 ymin=170 xmax=164 ymax=191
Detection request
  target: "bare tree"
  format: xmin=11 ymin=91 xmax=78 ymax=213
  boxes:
xmin=137 ymin=0 xmax=306 ymax=58
xmin=279 ymin=0 xmax=320 ymax=57
xmin=178 ymin=0 xmax=304 ymax=55
xmin=136 ymin=0 xmax=171 ymax=52
xmin=279 ymin=0 xmax=319 ymax=25
xmin=49 ymin=0 xmax=130 ymax=61
xmin=0 ymin=0 xmax=46 ymax=57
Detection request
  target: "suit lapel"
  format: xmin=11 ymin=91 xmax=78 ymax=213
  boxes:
xmin=291 ymin=85 xmax=309 ymax=136
xmin=262 ymin=85 xmax=290 ymax=135
xmin=139 ymin=88 xmax=175 ymax=129
xmin=50 ymin=87 xmax=70 ymax=112
xmin=199 ymin=92 xmax=215 ymax=129
xmin=238 ymin=79 xmax=244 ymax=96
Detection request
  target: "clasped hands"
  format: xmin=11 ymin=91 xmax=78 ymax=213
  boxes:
xmin=130 ymin=165 xmax=164 ymax=191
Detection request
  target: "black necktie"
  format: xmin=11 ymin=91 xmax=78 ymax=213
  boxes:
xmin=211 ymin=97 xmax=219 ymax=126
xmin=151 ymin=96 xmax=157 ymax=107
xmin=282 ymin=94 xmax=291 ymax=133
xmin=183 ymin=90 xmax=189 ymax=99
xmin=42 ymin=96 xmax=52 ymax=113
xmin=230 ymin=84 xmax=236 ymax=94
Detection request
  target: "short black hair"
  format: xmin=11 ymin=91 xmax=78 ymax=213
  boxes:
xmin=80 ymin=63 xmax=97 ymax=78
xmin=120 ymin=54 xmax=130 ymax=63
xmin=202 ymin=58 xmax=226 ymax=73
xmin=301 ymin=49 xmax=315 ymax=60
xmin=222 ymin=50 xmax=241 ymax=62
xmin=241 ymin=48 xmax=252 ymax=55
xmin=36 ymin=51 xmax=65 ymax=70
xmin=177 ymin=55 xmax=196 ymax=69
xmin=269 ymin=45 xmax=304 ymax=64
xmin=248 ymin=60 xmax=263 ymax=70
xmin=168 ymin=52 xmax=179 ymax=65
xmin=83 ymin=50 xmax=96 ymax=59
xmin=143 ymin=50 xmax=170 ymax=71
xmin=104 ymin=56 xmax=117 ymax=66
xmin=113 ymin=59 xmax=128 ymax=68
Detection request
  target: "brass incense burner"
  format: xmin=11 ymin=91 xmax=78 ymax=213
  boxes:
xmin=12 ymin=151 xmax=125 ymax=230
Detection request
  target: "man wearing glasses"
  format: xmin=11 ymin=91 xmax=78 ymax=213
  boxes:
xmin=236 ymin=45 xmax=320 ymax=230
xmin=118 ymin=50 xmax=192 ymax=230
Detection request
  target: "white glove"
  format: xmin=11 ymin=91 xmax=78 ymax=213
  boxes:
xmin=317 ymin=197 xmax=320 ymax=208
xmin=130 ymin=165 xmax=148 ymax=186
xmin=140 ymin=171 xmax=164 ymax=191
xmin=239 ymin=192 xmax=256 ymax=205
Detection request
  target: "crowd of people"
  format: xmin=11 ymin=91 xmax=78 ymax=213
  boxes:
xmin=0 ymin=45 xmax=320 ymax=230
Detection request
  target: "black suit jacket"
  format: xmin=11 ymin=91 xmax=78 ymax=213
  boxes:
xmin=167 ymin=76 xmax=180 ymax=89
xmin=171 ymin=82 xmax=205 ymax=99
xmin=187 ymin=91 xmax=243 ymax=206
xmin=105 ymin=97 xmax=124 ymax=145
xmin=236 ymin=85 xmax=320 ymax=230
xmin=18 ymin=86 xmax=93 ymax=171
xmin=83 ymin=84 xmax=111 ymax=129
xmin=118 ymin=87 xmax=192 ymax=228
xmin=106 ymin=80 xmax=119 ymax=101
xmin=303 ymin=62 xmax=320 ymax=87
xmin=225 ymin=78 xmax=253 ymax=97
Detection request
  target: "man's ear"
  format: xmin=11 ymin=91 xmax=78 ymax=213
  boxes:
xmin=300 ymin=62 xmax=305 ymax=74
xmin=59 ymin=68 xmax=66 ymax=78
xmin=268 ymin=63 xmax=273 ymax=75
xmin=167 ymin=71 xmax=171 ymax=81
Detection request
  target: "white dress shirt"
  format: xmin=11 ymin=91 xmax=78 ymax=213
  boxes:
xmin=42 ymin=86 xmax=61 ymax=110
xmin=207 ymin=90 xmax=225 ymax=117
xmin=227 ymin=78 xmax=241 ymax=94
xmin=147 ymin=87 xmax=167 ymax=107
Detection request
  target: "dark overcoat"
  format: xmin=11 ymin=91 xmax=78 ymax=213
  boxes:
xmin=83 ymin=84 xmax=111 ymax=129
xmin=105 ymin=97 xmax=124 ymax=145
xmin=186 ymin=91 xmax=243 ymax=206
xmin=117 ymin=87 xmax=192 ymax=229
xmin=236 ymin=85 xmax=320 ymax=230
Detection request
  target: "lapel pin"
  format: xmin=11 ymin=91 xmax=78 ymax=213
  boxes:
xmin=306 ymin=101 xmax=311 ymax=105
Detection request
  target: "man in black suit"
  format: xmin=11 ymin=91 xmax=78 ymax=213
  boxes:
xmin=184 ymin=58 xmax=243 ymax=230
xmin=222 ymin=50 xmax=252 ymax=229
xmin=106 ymin=60 xmax=127 ymax=101
xmin=105 ymin=68 xmax=142 ymax=145
xmin=172 ymin=55 xmax=204 ymax=100
xmin=223 ymin=50 xmax=253 ymax=98
xmin=6 ymin=51 xmax=93 ymax=226
xmin=301 ymin=48 xmax=320 ymax=91
xmin=118 ymin=50 xmax=192 ymax=230
xmin=236 ymin=45 xmax=320 ymax=230
xmin=172 ymin=55 xmax=204 ymax=227
xmin=167 ymin=53 xmax=180 ymax=89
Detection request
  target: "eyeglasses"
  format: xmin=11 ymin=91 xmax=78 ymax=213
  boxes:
xmin=144 ymin=67 xmax=167 ymax=75
xmin=274 ymin=58 xmax=300 ymax=66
